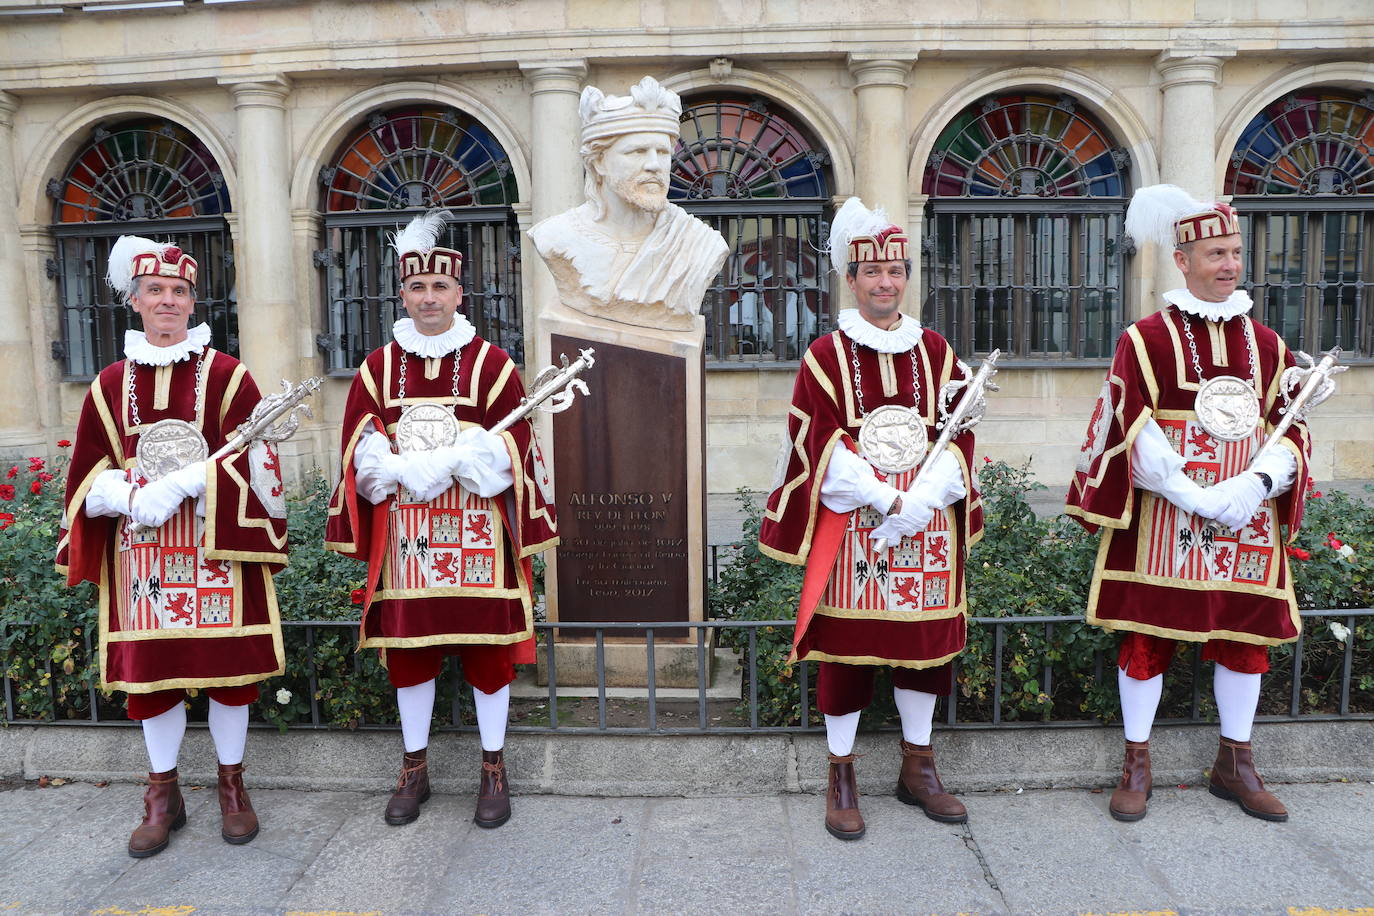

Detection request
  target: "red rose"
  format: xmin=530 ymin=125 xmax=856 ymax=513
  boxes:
xmin=1312 ymin=490 xmax=1324 ymax=498
xmin=1288 ymin=547 xmax=1311 ymax=561
xmin=350 ymin=588 xmax=365 ymax=605
xmin=38 ymin=471 xmax=54 ymax=483
xmin=28 ymin=457 xmax=44 ymax=472
xmin=29 ymin=478 xmax=42 ymax=495
xmin=0 ymin=484 xmax=13 ymax=501
xmin=983 ymin=456 xmax=992 ymax=463
xmin=5 ymin=466 xmax=16 ymax=479
xmin=0 ymin=512 xmax=13 ymax=530
xmin=57 ymin=439 xmax=71 ymax=448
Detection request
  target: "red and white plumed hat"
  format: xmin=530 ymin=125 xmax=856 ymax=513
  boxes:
xmin=105 ymin=235 xmax=198 ymax=298
xmin=1124 ymin=184 xmax=1242 ymax=249
xmin=827 ymin=197 xmax=910 ymax=275
xmin=391 ymin=209 xmax=463 ymax=281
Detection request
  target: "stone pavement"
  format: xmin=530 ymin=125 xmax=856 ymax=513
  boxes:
xmin=2 ymin=777 xmax=1373 ymax=916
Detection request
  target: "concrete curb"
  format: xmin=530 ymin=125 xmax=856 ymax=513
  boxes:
xmin=3 ymin=719 xmax=1371 ymax=795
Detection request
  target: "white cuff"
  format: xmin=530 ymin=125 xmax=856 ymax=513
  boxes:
xmin=354 ymin=428 xmax=402 ymax=505
xmin=820 ymin=446 xmax=899 ymax=514
xmin=453 ymin=427 xmax=514 ymax=499
xmin=84 ymin=469 xmax=135 ymax=518
xmin=1250 ymin=446 xmax=1298 ymax=498
xmin=1130 ymin=419 xmax=1187 ymax=491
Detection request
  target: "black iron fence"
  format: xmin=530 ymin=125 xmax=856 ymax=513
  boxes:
xmin=4 ymin=609 xmax=1370 ymax=734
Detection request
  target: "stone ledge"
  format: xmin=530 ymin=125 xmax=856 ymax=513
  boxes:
xmin=2 ymin=719 xmax=1370 ymax=796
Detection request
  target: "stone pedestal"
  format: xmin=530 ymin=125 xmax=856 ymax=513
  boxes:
xmin=539 ymin=303 xmax=709 ymax=688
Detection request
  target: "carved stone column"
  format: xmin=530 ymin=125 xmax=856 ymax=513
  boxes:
xmin=221 ymin=77 xmax=300 ymax=392
xmin=1153 ymin=50 xmax=1233 ymax=302
xmin=848 ymin=55 xmax=916 ymax=314
xmin=521 ymin=61 xmax=587 ymax=366
xmin=0 ymin=92 xmax=45 ymax=453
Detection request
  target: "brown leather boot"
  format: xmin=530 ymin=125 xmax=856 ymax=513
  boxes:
xmin=1209 ymin=737 xmax=1288 ymax=822
xmin=217 ymin=762 xmax=259 ymax=844
xmin=1108 ymin=740 xmax=1152 ymax=822
xmin=127 ymin=768 xmax=187 ymax=858
xmin=825 ymin=753 xmax=865 ymax=840
xmin=896 ymin=740 xmax=968 ymax=824
xmin=474 ymin=749 xmax=511 ymax=829
xmin=384 ymin=749 xmax=431 ymax=826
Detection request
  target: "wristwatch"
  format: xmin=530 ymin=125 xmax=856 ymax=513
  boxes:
xmin=1254 ymin=471 xmax=1273 ymax=495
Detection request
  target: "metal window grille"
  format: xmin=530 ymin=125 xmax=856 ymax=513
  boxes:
xmin=672 ymin=97 xmax=832 ymax=362
xmin=923 ymin=205 xmax=1127 ymax=359
xmin=48 ymin=120 xmax=235 ymax=378
xmin=1227 ymin=89 xmax=1374 ymax=358
xmin=318 ymin=213 xmax=523 ymax=371
xmin=317 ymin=107 xmax=522 ymax=370
xmin=922 ymin=94 xmax=1130 ymax=359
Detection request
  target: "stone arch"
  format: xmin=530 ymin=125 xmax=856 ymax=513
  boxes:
xmin=660 ymin=64 xmax=855 ymax=197
xmin=1215 ymin=60 xmax=1374 ymax=190
xmin=19 ymin=95 xmax=237 ymax=228
xmin=908 ymin=66 xmax=1158 ymax=196
xmin=290 ymin=80 xmax=532 ymax=213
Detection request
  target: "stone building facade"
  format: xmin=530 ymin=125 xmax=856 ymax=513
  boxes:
xmin=1 ymin=0 xmax=1371 ymax=494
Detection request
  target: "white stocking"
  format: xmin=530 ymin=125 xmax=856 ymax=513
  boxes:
xmin=1214 ymin=663 xmax=1261 ymax=742
xmin=893 ymin=687 xmax=937 ymax=745
xmin=1118 ymin=667 xmax=1163 ymax=743
xmin=141 ymin=702 xmax=187 ymax=773
xmin=207 ymin=698 xmax=249 ymax=766
xmin=824 ymin=711 xmax=861 ymax=756
xmin=472 ymin=684 xmax=509 ymax=753
xmin=397 ymin=679 xmax=436 ymax=753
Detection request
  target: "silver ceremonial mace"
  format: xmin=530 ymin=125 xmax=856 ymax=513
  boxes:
xmin=871 ymin=349 xmax=1000 ymax=554
xmin=489 ymin=347 xmax=596 ymax=433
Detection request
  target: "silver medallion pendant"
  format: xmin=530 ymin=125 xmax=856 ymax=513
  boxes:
xmin=1195 ymin=375 xmax=1261 ymax=442
xmin=858 ymin=404 xmax=928 ymax=474
xmin=395 ymin=403 xmax=461 ymax=455
xmin=135 ymin=419 xmax=209 ymax=482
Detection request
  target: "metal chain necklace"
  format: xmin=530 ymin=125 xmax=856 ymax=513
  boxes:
xmin=393 ymin=341 xmax=466 ymax=456
xmin=1177 ymin=306 xmax=1262 ymax=442
xmin=128 ymin=347 xmax=206 ymax=427
xmin=850 ymin=337 xmax=928 ymax=474
xmin=395 ymin=343 xmax=463 ymax=401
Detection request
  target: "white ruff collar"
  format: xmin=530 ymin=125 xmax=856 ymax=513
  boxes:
xmin=392 ymin=314 xmax=476 ymax=358
xmin=1163 ymin=288 xmax=1253 ymax=322
xmin=837 ymin=308 xmax=923 ymax=354
xmin=123 ymin=323 xmax=211 ymax=366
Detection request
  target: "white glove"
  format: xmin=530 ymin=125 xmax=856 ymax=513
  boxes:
xmin=398 ymin=449 xmax=460 ymax=503
xmin=130 ymin=461 xmax=206 ymax=528
xmin=820 ymin=446 xmax=901 ymax=515
xmin=870 ymin=495 xmax=934 ymax=546
xmin=84 ymin=469 xmax=136 ymax=518
xmin=1207 ymin=473 xmax=1269 ymax=532
xmin=353 ymin=429 xmax=407 ymax=504
xmin=1250 ymin=446 xmax=1298 ymax=498
xmin=450 ymin=426 xmax=514 ymax=498
xmin=1190 ymin=485 xmax=1230 ymax=521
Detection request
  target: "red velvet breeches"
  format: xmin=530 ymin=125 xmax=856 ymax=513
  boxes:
xmin=126 ymin=684 xmax=261 ymax=720
xmin=385 ymin=644 xmax=520 ymax=693
xmin=1117 ymin=631 xmax=1270 ymax=680
xmin=816 ymin=661 xmax=953 ymax=716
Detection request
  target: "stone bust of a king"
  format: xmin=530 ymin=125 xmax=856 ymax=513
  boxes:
xmin=529 ymin=76 xmax=730 ymax=331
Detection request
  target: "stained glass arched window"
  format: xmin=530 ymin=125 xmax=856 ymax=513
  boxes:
xmin=923 ymin=93 xmax=1131 ymax=359
xmin=671 ymin=96 xmax=831 ymax=361
xmin=48 ymin=119 xmax=236 ymax=378
xmin=1226 ymin=88 xmax=1374 ymax=356
xmin=317 ymin=106 xmax=522 ymax=369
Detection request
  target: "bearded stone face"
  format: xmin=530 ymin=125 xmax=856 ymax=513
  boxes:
xmin=595 ymin=131 xmax=674 ymax=214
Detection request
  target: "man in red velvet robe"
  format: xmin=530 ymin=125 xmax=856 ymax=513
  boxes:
xmin=327 ymin=211 xmax=557 ymax=829
xmin=759 ymin=198 xmax=983 ymax=841
xmin=1068 ymin=185 xmax=1313 ymax=823
xmin=58 ymin=236 xmax=287 ymax=857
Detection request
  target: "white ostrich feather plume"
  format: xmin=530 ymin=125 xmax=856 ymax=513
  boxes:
xmin=105 ymin=235 xmax=173 ymax=300
xmin=828 ymin=197 xmax=896 ymax=275
xmin=390 ymin=209 xmax=453 ymax=257
xmin=1125 ymin=184 xmax=1210 ymax=250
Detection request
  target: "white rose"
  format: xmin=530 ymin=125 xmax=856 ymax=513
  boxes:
xmin=1330 ymin=621 xmax=1351 ymax=644
xmin=1339 ymin=544 xmax=1356 ymax=560
xmin=275 ymin=688 xmax=292 ymax=705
